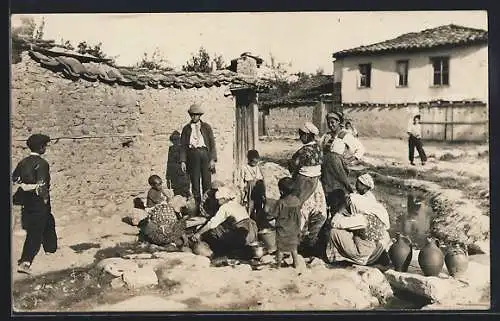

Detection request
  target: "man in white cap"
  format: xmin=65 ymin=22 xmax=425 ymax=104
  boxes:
xmin=180 ymin=104 xmax=217 ymax=214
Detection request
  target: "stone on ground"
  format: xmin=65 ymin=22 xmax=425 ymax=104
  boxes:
xmin=153 ymin=251 xmax=393 ymax=310
xmin=93 ymin=295 xmax=187 ymax=311
xmin=95 ymin=257 xmax=140 ymax=277
xmin=385 ymin=260 xmax=490 ymax=306
xmin=122 ymin=265 xmax=158 ymax=288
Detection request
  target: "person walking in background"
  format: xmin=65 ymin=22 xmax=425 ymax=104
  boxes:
xmin=407 ymin=114 xmax=427 ymax=166
xmin=12 ymin=134 xmax=57 ymax=274
xmin=180 ymin=104 xmax=217 ymax=214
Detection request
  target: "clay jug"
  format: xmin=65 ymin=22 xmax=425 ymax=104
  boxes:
xmin=388 ymin=233 xmax=413 ymax=272
xmin=258 ymin=229 xmax=277 ymax=254
xmin=418 ymin=237 xmax=444 ymax=276
xmin=445 ymin=243 xmax=469 ymax=277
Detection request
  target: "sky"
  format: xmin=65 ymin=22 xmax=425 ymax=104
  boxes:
xmin=11 ymin=11 xmax=487 ymax=74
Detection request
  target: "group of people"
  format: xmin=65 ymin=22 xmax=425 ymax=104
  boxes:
xmin=13 ymin=102 xmax=419 ymax=275
xmin=137 ymin=105 xmax=394 ymax=270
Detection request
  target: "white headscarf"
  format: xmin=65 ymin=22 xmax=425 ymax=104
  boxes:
xmin=300 ymin=122 xmax=320 ymax=136
xmin=358 ymin=173 xmax=374 ymax=190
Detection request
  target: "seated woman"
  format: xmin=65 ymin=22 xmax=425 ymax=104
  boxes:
xmin=325 ymin=174 xmax=391 ymax=266
xmin=141 ymin=195 xmax=190 ymax=248
xmin=199 ymin=180 xmax=225 ymax=218
xmin=191 ymin=186 xmax=258 ymax=257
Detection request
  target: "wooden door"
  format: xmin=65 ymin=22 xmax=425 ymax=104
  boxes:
xmin=234 ymin=89 xmax=257 ymax=188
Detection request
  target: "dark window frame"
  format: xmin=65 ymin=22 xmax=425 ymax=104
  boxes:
xmin=431 ymin=56 xmax=450 ymax=86
xmin=396 ymin=60 xmax=409 ymax=87
xmin=358 ymin=63 xmax=371 ymax=88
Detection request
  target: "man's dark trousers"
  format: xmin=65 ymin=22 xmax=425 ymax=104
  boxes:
xmin=408 ymin=135 xmax=427 ymax=163
xmin=20 ymin=205 xmax=57 ymax=264
xmin=187 ymin=147 xmax=212 ymax=209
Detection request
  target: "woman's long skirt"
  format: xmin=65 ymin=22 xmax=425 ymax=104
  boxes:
xmin=299 ymin=178 xmax=328 ymax=248
xmin=325 ymin=228 xmax=385 ymax=266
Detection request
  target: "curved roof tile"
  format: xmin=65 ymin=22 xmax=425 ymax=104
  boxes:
xmin=14 ymin=36 xmax=271 ymax=91
xmin=333 ymin=24 xmax=487 ymax=58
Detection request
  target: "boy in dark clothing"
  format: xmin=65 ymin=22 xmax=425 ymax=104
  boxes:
xmin=12 ymin=134 xmax=57 ymax=274
xmin=166 ymin=131 xmax=191 ymax=197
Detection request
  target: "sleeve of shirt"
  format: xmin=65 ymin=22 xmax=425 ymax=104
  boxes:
xmin=35 ymin=160 xmax=50 ymax=200
xmin=256 ymin=166 xmax=264 ymax=180
xmin=318 ymin=134 xmax=327 ymax=149
xmin=179 ymin=125 xmax=189 ymax=163
xmin=332 ymin=156 xmax=352 ymax=192
xmin=205 ymin=204 xmax=229 ymax=229
xmin=242 ymin=166 xmax=251 ymax=182
xmin=343 ymin=133 xmax=365 ymax=159
xmin=205 ymin=123 xmax=217 ymax=162
xmin=12 ymin=161 xmax=21 ymax=183
xmin=146 ymin=189 xmax=156 ymax=208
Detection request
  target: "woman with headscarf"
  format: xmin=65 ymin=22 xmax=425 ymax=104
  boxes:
xmin=191 ymin=186 xmax=258 ymax=256
xmin=319 ymin=111 xmax=365 ymax=211
xmin=288 ymin=122 xmax=328 ymax=252
xmin=325 ymin=173 xmax=391 ymax=266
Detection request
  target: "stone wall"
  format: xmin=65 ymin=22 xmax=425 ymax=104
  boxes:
xmin=342 ymin=105 xmax=419 ymax=139
xmin=11 ymin=52 xmax=235 ymax=217
xmin=263 ymin=104 xmax=315 ymax=137
xmin=266 ymin=103 xmax=416 ymax=139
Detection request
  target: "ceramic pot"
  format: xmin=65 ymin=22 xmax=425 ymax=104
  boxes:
xmin=249 ymin=242 xmax=265 ymax=259
xmin=418 ymin=237 xmax=444 ymax=276
xmin=258 ymin=229 xmax=277 ymax=254
xmin=445 ymin=243 xmax=469 ymax=277
xmin=388 ymin=233 xmax=413 ymax=272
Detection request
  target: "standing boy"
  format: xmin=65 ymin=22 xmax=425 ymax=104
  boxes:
xmin=179 ymin=104 xmax=217 ymax=214
xmin=12 ymin=134 xmax=57 ymax=274
xmin=407 ymin=114 xmax=427 ymax=166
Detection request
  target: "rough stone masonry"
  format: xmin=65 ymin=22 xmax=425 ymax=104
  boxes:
xmin=11 ymin=52 xmax=236 ymax=218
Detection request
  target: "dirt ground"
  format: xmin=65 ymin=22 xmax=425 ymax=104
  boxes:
xmin=11 ymin=136 xmax=490 ymax=312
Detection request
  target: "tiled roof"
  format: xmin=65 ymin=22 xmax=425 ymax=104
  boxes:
xmin=333 ymin=24 xmax=488 ymax=58
xmin=13 ymin=36 xmax=272 ymax=91
xmin=260 ymin=75 xmax=334 ymax=107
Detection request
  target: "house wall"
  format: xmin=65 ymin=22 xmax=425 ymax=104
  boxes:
xmin=11 ymin=52 xmax=235 ymax=217
xmin=334 ymin=44 xmax=488 ymax=104
xmin=263 ymin=104 xmax=316 ymax=137
xmin=315 ymin=101 xmax=419 ymax=139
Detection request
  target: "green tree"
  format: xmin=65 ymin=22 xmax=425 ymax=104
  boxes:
xmin=75 ymin=41 xmax=115 ymax=65
xmin=12 ymin=16 xmax=45 ymax=39
xmin=136 ymin=47 xmax=173 ymax=71
xmin=60 ymin=39 xmax=74 ymax=50
xmin=212 ymin=54 xmax=225 ymax=70
xmin=315 ymin=67 xmax=325 ymax=76
xmin=182 ymin=47 xmax=212 ymax=72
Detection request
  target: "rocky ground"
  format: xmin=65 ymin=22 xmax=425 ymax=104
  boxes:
xmin=11 ymin=137 xmax=490 ymax=312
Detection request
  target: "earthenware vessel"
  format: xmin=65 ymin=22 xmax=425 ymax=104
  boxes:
xmin=249 ymin=242 xmax=265 ymax=259
xmin=388 ymin=233 xmax=413 ymax=272
xmin=258 ymin=229 xmax=277 ymax=254
xmin=445 ymin=243 xmax=469 ymax=277
xmin=418 ymin=237 xmax=444 ymax=276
